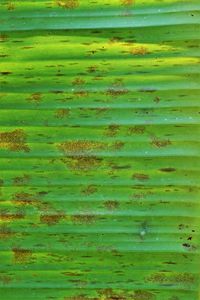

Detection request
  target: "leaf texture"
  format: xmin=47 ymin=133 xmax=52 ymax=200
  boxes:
xmin=0 ymin=0 xmax=200 ymax=299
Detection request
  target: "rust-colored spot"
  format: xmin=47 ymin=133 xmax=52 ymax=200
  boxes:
xmin=13 ymin=174 xmax=30 ymax=186
xmin=128 ymin=126 xmax=146 ymax=135
xmin=0 ymin=179 xmax=4 ymax=186
xmin=40 ymin=213 xmax=65 ymax=226
xmin=0 ymin=275 xmax=12 ymax=285
xmin=106 ymin=87 xmax=128 ymax=97
xmin=132 ymin=173 xmax=149 ymax=181
xmin=62 ymin=156 xmax=101 ymax=171
xmin=81 ymin=185 xmax=98 ymax=195
xmin=133 ymin=290 xmax=155 ymax=300
xmin=27 ymin=93 xmax=42 ymax=103
xmin=55 ymin=108 xmax=70 ymax=119
xmin=0 ymin=225 xmax=14 ymax=239
xmin=7 ymin=2 xmax=15 ymax=10
xmin=0 ymin=34 xmax=8 ymax=42
xmin=98 ymin=289 xmax=127 ymax=300
xmin=0 ymin=129 xmax=30 ymax=152
xmin=0 ymin=211 xmax=24 ymax=222
xmin=58 ymin=140 xmax=105 ymax=155
xmin=159 ymin=168 xmax=176 ymax=172
xmin=12 ymin=192 xmax=37 ymax=206
xmin=121 ymin=0 xmax=134 ymax=6
xmin=56 ymin=0 xmax=79 ymax=9
xmin=1 ymin=71 xmax=12 ymax=75
xmin=151 ymin=136 xmax=172 ymax=148
xmin=87 ymin=65 xmax=98 ymax=73
xmin=73 ymin=90 xmax=88 ymax=98
xmin=12 ymin=248 xmax=32 ymax=264
xmin=72 ymin=214 xmax=96 ymax=224
xmin=105 ymin=124 xmax=120 ymax=137
xmin=72 ymin=78 xmax=85 ymax=85
xmin=147 ymin=272 xmax=195 ymax=285
xmin=104 ymin=200 xmax=119 ymax=210
xmin=130 ymin=46 xmax=149 ymax=55
xmin=112 ymin=141 xmax=125 ymax=150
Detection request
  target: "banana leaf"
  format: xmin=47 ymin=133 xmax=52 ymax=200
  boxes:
xmin=0 ymin=0 xmax=200 ymax=299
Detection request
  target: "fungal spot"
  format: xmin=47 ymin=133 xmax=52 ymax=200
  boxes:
xmin=0 ymin=211 xmax=24 ymax=222
xmin=154 ymin=96 xmax=161 ymax=103
xmin=121 ymin=0 xmax=134 ymax=6
xmin=81 ymin=185 xmax=98 ymax=195
xmin=112 ymin=141 xmax=125 ymax=150
xmin=56 ymin=0 xmax=79 ymax=9
xmin=7 ymin=2 xmax=15 ymax=10
xmin=105 ymin=124 xmax=120 ymax=137
xmin=0 ymin=129 xmax=30 ymax=152
xmin=0 ymin=179 xmax=4 ymax=186
xmin=132 ymin=173 xmax=149 ymax=181
xmin=133 ymin=290 xmax=155 ymax=300
xmin=0 ymin=275 xmax=12 ymax=285
xmin=0 ymin=34 xmax=8 ymax=42
xmin=12 ymin=192 xmax=38 ymax=206
xmin=13 ymin=174 xmax=30 ymax=186
xmin=130 ymin=46 xmax=149 ymax=55
xmin=55 ymin=108 xmax=70 ymax=119
xmin=72 ymin=214 xmax=96 ymax=224
xmin=0 ymin=225 xmax=14 ymax=239
xmin=147 ymin=272 xmax=195 ymax=284
xmin=104 ymin=200 xmax=119 ymax=210
xmin=72 ymin=78 xmax=85 ymax=85
xmin=87 ymin=65 xmax=98 ymax=73
xmin=40 ymin=213 xmax=65 ymax=226
xmin=27 ymin=93 xmax=42 ymax=103
xmin=159 ymin=168 xmax=176 ymax=172
xmin=128 ymin=126 xmax=146 ymax=135
xmin=58 ymin=140 xmax=105 ymax=155
xmin=151 ymin=136 xmax=171 ymax=148
xmin=12 ymin=248 xmax=33 ymax=264
xmin=0 ymin=71 xmax=12 ymax=75
xmin=62 ymin=156 xmax=101 ymax=171
xmin=98 ymin=288 xmax=127 ymax=299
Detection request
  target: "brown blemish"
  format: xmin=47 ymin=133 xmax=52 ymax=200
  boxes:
xmin=121 ymin=0 xmax=134 ymax=6
xmin=133 ymin=290 xmax=154 ymax=300
xmin=72 ymin=78 xmax=85 ymax=85
xmin=0 ymin=275 xmax=12 ymax=285
xmin=72 ymin=214 xmax=96 ymax=224
xmin=58 ymin=140 xmax=105 ymax=155
xmin=0 ymin=71 xmax=12 ymax=75
xmin=12 ymin=192 xmax=37 ymax=206
xmin=81 ymin=185 xmax=98 ymax=195
xmin=73 ymin=90 xmax=88 ymax=98
xmin=87 ymin=65 xmax=98 ymax=73
xmin=147 ymin=272 xmax=195 ymax=285
xmin=132 ymin=173 xmax=149 ymax=181
xmin=40 ymin=213 xmax=65 ymax=226
xmin=0 ymin=179 xmax=4 ymax=186
xmin=55 ymin=108 xmax=70 ymax=119
xmin=56 ymin=0 xmax=79 ymax=9
xmin=62 ymin=156 xmax=101 ymax=171
xmin=0 ymin=225 xmax=14 ymax=239
xmin=128 ymin=126 xmax=146 ymax=135
xmin=112 ymin=141 xmax=125 ymax=150
xmin=151 ymin=136 xmax=172 ymax=148
xmin=105 ymin=124 xmax=120 ymax=137
xmin=0 ymin=34 xmax=8 ymax=42
xmin=130 ymin=46 xmax=149 ymax=55
xmin=159 ymin=168 xmax=176 ymax=172
xmin=7 ymin=2 xmax=15 ymax=10
xmin=0 ymin=129 xmax=30 ymax=152
xmin=27 ymin=93 xmax=42 ymax=103
xmin=98 ymin=289 xmax=127 ymax=300
xmin=0 ymin=211 xmax=24 ymax=222
xmin=104 ymin=200 xmax=119 ymax=210
xmin=13 ymin=174 xmax=30 ymax=186
xmin=12 ymin=248 xmax=32 ymax=264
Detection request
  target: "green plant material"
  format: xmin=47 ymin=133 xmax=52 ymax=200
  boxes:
xmin=0 ymin=0 xmax=200 ymax=299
